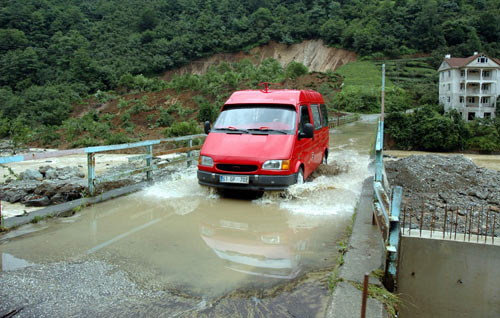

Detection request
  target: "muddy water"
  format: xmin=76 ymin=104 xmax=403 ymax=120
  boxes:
xmin=0 ymin=117 xmax=377 ymax=317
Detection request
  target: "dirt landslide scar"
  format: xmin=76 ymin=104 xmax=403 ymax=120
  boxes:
xmin=197 ymin=87 xmax=330 ymax=191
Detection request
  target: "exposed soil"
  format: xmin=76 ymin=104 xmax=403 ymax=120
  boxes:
xmin=162 ymin=40 xmax=357 ymax=80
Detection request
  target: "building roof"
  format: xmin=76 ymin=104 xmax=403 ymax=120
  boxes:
xmin=444 ymin=53 xmax=500 ymax=68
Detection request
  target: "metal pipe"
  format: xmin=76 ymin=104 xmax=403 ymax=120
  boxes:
xmin=409 ymin=208 xmax=412 ymax=236
xmin=402 ymin=206 xmax=407 ymax=235
xmin=464 ymin=208 xmax=468 ymax=242
xmin=454 ymin=208 xmax=458 ymax=240
xmin=469 ymin=207 xmax=473 ymax=242
xmin=420 ymin=203 xmax=424 ymax=237
xmin=431 ymin=207 xmax=435 ymax=237
xmin=449 ymin=208 xmax=453 ymax=240
xmin=361 ymin=272 xmax=369 ymax=318
xmin=493 ymin=213 xmax=496 ymax=245
xmin=485 ymin=208 xmax=489 ymax=244
xmin=443 ymin=205 xmax=448 ymax=239
xmin=477 ymin=208 xmax=481 ymax=243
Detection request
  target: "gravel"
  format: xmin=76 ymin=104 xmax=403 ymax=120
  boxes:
xmin=385 ymin=154 xmax=499 ymax=236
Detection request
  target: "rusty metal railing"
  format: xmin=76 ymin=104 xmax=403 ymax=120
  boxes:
xmin=401 ymin=204 xmax=498 ymax=245
xmin=0 ymin=134 xmax=206 ymax=197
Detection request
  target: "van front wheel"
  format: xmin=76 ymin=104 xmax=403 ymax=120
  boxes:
xmin=296 ymin=168 xmax=304 ymax=185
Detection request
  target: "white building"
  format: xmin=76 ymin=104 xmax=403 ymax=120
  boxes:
xmin=438 ymin=53 xmax=499 ymax=120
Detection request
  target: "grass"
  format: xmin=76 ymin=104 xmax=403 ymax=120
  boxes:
xmin=328 ymin=207 xmax=358 ymax=293
xmin=336 ymin=61 xmax=394 ymax=89
xmin=350 ymin=281 xmax=401 ymax=317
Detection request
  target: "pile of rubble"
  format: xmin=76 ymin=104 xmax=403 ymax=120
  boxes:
xmin=385 ymin=154 xmax=499 ymax=235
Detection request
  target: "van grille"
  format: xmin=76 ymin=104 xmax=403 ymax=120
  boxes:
xmin=216 ymin=164 xmax=258 ymax=172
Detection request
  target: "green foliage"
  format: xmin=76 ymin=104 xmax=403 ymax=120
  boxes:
xmin=164 ymin=120 xmax=201 ymax=137
xmin=195 ymin=95 xmax=218 ymax=123
xmin=156 ymin=109 xmax=174 ymax=127
xmin=286 ymin=61 xmax=309 ymax=79
xmin=386 ymin=106 xmax=500 ymax=153
xmin=466 ymin=119 xmax=500 ymax=153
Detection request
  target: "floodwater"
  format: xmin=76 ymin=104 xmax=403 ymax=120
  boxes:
xmin=0 ymin=117 xmax=377 ymax=317
xmin=385 ymin=150 xmax=500 ymax=171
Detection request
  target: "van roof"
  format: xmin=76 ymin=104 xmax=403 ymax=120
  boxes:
xmin=224 ymin=89 xmax=324 ymax=106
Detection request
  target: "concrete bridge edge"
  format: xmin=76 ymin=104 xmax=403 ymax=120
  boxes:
xmin=326 ymin=177 xmax=390 ymax=318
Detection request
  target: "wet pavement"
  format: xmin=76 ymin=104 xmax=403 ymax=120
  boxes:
xmin=0 ymin=117 xmax=377 ymax=317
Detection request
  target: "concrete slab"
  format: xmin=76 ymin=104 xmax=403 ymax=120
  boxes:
xmin=327 ymin=281 xmax=387 ymax=318
xmin=327 ymin=177 xmax=388 ymax=318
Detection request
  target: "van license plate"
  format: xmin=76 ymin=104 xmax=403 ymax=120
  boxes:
xmin=220 ymin=175 xmax=249 ymax=184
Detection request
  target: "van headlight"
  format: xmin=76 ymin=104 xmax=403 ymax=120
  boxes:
xmin=262 ymin=159 xmax=290 ymax=170
xmin=199 ymin=156 xmax=214 ymax=167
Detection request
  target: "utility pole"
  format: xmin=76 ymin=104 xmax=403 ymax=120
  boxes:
xmin=381 ymin=64 xmax=385 ymax=122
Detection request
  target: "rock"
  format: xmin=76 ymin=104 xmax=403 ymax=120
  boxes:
xmin=25 ymin=196 xmax=51 ymax=207
xmin=38 ymin=165 xmax=53 ymax=176
xmin=45 ymin=169 xmax=58 ymax=179
xmin=1 ymin=190 xmax=25 ymax=203
xmin=489 ymin=206 xmax=499 ymax=213
xmin=22 ymin=169 xmax=43 ymax=181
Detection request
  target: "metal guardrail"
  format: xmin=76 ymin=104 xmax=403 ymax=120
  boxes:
xmin=372 ymin=120 xmax=403 ymax=292
xmin=328 ymin=113 xmax=359 ymax=128
xmin=0 ymin=134 xmax=206 ymax=197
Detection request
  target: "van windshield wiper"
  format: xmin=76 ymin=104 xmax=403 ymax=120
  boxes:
xmin=215 ymin=126 xmax=249 ymax=134
xmin=248 ymin=127 xmax=288 ymax=135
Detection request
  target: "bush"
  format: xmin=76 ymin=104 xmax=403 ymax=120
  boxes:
xmin=156 ymin=109 xmax=173 ymax=127
xmin=105 ymin=133 xmax=133 ymax=145
xmin=195 ymin=95 xmax=218 ymax=123
xmin=164 ymin=120 xmax=201 ymax=137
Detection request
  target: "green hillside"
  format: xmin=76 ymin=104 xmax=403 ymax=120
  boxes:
xmin=0 ymin=0 xmax=499 ymax=145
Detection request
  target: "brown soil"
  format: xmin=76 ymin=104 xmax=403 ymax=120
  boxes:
xmin=162 ymin=40 xmax=357 ymax=80
xmin=48 ymin=40 xmax=353 ymax=149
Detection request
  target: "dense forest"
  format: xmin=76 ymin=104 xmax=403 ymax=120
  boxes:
xmin=0 ymin=0 xmax=499 ymax=149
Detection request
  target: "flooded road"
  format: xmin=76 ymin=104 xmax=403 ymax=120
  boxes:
xmin=0 ymin=117 xmax=377 ymax=317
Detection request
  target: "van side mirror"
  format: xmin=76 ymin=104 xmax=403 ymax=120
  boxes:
xmin=299 ymin=123 xmax=314 ymax=139
xmin=204 ymin=121 xmax=211 ymax=134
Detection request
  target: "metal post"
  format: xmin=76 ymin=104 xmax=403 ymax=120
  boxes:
xmin=146 ymin=145 xmax=153 ymax=181
xmin=187 ymin=139 xmax=193 ymax=167
xmin=385 ymin=186 xmax=402 ymax=291
xmin=0 ymin=199 xmax=3 ymax=227
xmin=381 ymin=64 xmax=386 ymax=122
xmin=361 ymin=272 xmax=369 ymax=318
xmin=87 ymin=152 xmax=95 ymax=196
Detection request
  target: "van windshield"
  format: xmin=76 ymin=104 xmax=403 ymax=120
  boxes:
xmin=213 ymin=105 xmax=297 ymax=135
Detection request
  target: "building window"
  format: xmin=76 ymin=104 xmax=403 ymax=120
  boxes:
xmin=482 ymin=83 xmax=489 ymax=91
xmin=448 ymin=83 xmax=451 ymax=91
xmin=460 ymin=83 xmax=464 ymax=90
xmin=478 ymin=56 xmax=488 ymax=63
xmin=481 ymin=97 xmax=489 ymax=104
xmin=468 ymin=112 xmax=476 ymax=120
xmin=484 ymin=112 xmax=491 ymax=119
xmin=448 ymin=70 xmax=450 ymax=77
xmin=447 ymin=96 xmax=451 ymax=103
xmin=460 ymin=96 xmax=464 ymax=103
xmin=468 ymin=97 xmax=475 ymax=103
xmin=461 ymin=70 xmax=465 ymax=77
xmin=483 ymin=70 xmax=490 ymax=77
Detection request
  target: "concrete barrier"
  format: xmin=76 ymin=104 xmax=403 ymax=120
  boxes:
xmin=398 ymin=235 xmax=500 ymax=317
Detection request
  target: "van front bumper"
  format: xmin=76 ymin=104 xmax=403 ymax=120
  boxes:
xmin=197 ymin=170 xmax=297 ymax=191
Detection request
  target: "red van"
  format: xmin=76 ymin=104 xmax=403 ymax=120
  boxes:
xmin=197 ymin=89 xmax=329 ymax=191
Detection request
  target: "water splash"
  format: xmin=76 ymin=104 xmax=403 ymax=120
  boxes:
xmin=142 ymin=167 xmax=218 ymax=201
xmin=254 ymin=150 xmax=371 ymax=216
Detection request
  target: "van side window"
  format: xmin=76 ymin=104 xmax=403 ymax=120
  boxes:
xmin=311 ymin=104 xmax=321 ymax=130
xmin=299 ymin=105 xmax=311 ymax=132
xmin=320 ymin=104 xmax=328 ymax=127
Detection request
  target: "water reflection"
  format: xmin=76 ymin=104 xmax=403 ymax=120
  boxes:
xmin=199 ymin=207 xmax=310 ymax=280
xmin=1 ymin=252 xmax=34 ymax=272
